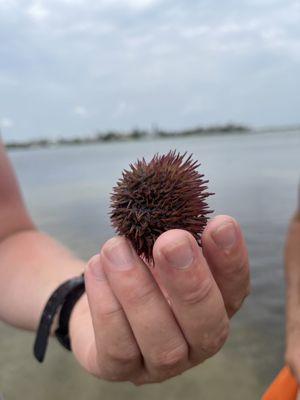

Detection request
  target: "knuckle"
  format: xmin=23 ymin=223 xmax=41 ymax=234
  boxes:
xmin=94 ymin=352 xmax=140 ymax=382
xmin=105 ymin=346 xmax=141 ymax=365
xmin=99 ymin=305 xmax=123 ymax=319
xmin=126 ymin=282 xmax=157 ymax=307
xmin=85 ymin=345 xmax=140 ymax=382
xmin=207 ymin=332 xmax=227 ymax=356
xmin=223 ymin=261 xmax=244 ymax=277
xmin=150 ymin=343 xmax=187 ymax=371
xmin=220 ymin=255 xmax=248 ymax=279
xmin=199 ymin=322 xmax=229 ymax=359
xmin=181 ymin=278 xmax=213 ymax=306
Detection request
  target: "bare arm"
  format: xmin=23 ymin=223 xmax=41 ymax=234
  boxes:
xmin=0 ymin=141 xmax=84 ymax=330
xmin=285 ymin=206 xmax=300 ymax=382
xmin=0 ymin=140 xmax=34 ymax=240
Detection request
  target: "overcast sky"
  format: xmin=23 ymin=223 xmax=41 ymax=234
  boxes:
xmin=0 ymin=0 xmax=300 ymax=141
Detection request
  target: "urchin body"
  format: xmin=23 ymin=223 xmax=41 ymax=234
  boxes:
xmin=110 ymin=151 xmax=213 ymax=262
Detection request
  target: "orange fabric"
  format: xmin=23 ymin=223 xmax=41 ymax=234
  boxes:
xmin=262 ymin=366 xmax=298 ymax=400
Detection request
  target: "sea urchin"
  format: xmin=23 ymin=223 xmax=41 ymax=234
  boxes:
xmin=110 ymin=150 xmax=213 ymax=262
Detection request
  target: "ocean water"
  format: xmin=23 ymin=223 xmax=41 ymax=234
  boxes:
xmin=0 ymin=130 xmax=299 ymax=399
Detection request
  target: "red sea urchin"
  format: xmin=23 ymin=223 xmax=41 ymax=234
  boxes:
xmin=110 ymin=150 xmax=213 ymax=263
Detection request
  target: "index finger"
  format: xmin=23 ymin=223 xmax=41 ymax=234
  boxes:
xmin=100 ymin=237 xmax=189 ymax=381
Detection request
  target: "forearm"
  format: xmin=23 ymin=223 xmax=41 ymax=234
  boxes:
xmin=285 ymin=212 xmax=300 ymax=331
xmin=0 ymin=229 xmax=85 ymax=331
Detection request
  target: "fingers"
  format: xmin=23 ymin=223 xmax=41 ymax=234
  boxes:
xmin=153 ymin=229 xmax=229 ymax=363
xmin=84 ymin=254 xmax=142 ymax=381
xmin=100 ymin=237 xmax=189 ymax=382
xmin=202 ymin=215 xmax=250 ymax=317
xmin=82 ymin=215 xmax=249 ymax=384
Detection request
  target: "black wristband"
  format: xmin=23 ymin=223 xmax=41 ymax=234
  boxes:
xmin=55 ymin=278 xmax=85 ymax=351
xmin=33 ymin=274 xmax=85 ymax=363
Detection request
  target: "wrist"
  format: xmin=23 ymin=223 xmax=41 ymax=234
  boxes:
xmin=69 ymin=293 xmax=89 ymax=345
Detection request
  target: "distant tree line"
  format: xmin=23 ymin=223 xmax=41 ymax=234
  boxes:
xmin=5 ymin=123 xmax=251 ymax=150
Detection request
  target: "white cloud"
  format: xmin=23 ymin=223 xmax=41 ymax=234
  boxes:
xmin=27 ymin=2 xmax=49 ymax=22
xmin=0 ymin=117 xmax=14 ymax=129
xmin=74 ymin=105 xmax=88 ymax=118
xmin=102 ymin=0 xmax=160 ymax=10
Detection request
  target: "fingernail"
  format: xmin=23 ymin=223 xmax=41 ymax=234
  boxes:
xmin=87 ymin=254 xmax=106 ymax=280
xmin=103 ymin=237 xmax=134 ymax=270
xmin=162 ymin=238 xmax=194 ymax=269
xmin=212 ymin=221 xmax=237 ymax=253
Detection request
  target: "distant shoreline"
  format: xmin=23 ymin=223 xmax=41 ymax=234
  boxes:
xmin=4 ymin=123 xmax=300 ymax=150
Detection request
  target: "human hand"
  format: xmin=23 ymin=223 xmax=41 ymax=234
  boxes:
xmin=70 ymin=215 xmax=250 ymax=384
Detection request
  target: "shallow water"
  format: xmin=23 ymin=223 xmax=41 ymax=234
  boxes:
xmin=1 ymin=130 xmax=300 ymax=399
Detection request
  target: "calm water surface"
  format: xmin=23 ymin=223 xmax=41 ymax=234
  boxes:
xmin=0 ymin=131 xmax=299 ymax=399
